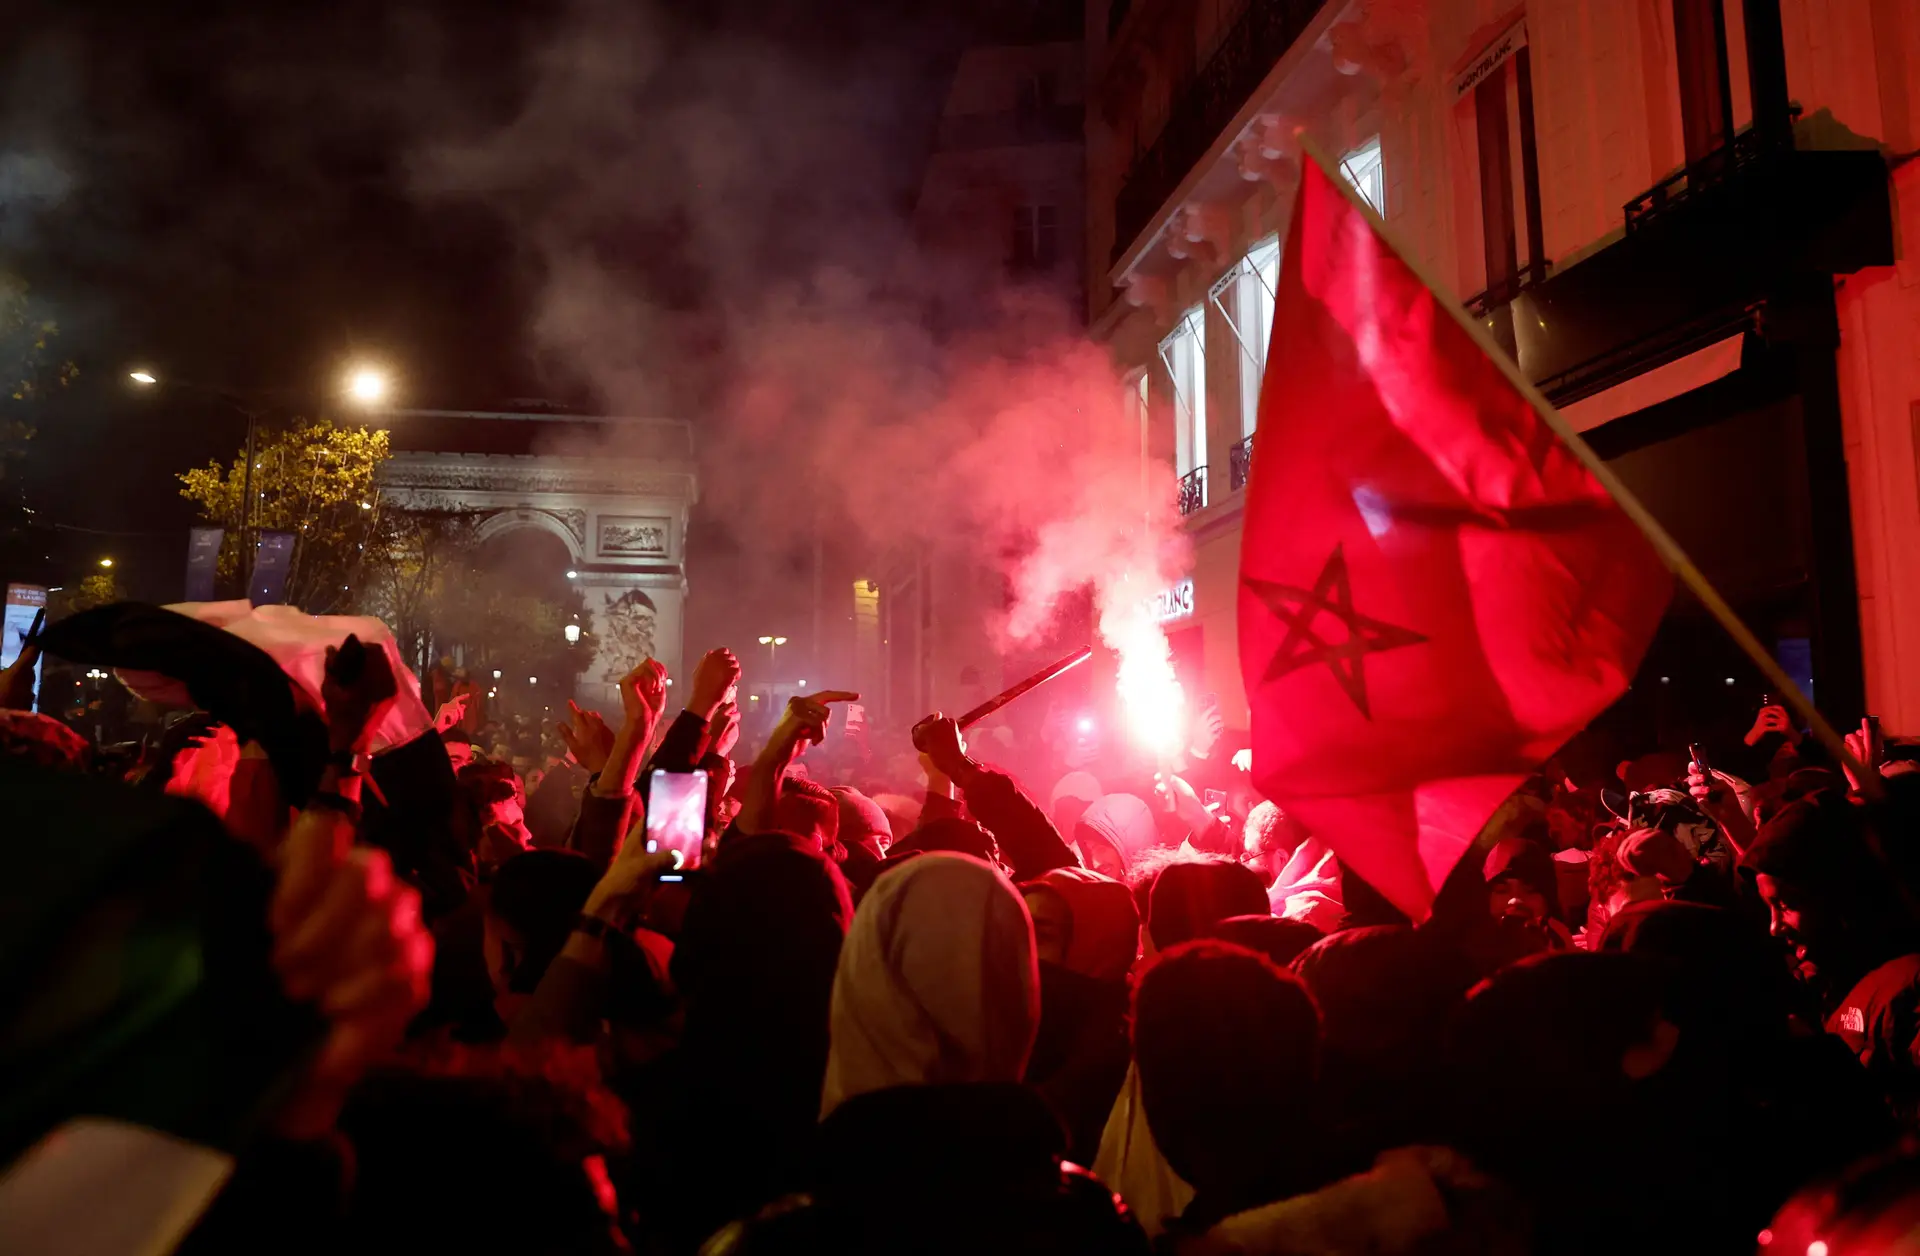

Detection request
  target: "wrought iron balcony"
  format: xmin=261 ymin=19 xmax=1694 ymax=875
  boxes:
xmin=1228 ymin=434 xmax=1254 ymax=491
xmin=1623 ymin=115 xmax=1797 ymax=236
xmin=1178 ymin=466 xmax=1208 ymax=517
xmin=1112 ymin=0 xmax=1328 ymax=259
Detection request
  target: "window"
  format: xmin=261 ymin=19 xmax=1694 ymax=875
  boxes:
xmin=1158 ymin=304 xmax=1207 ymax=512
xmin=1010 ymin=204 xmax=1059 ymax=270
xmin=1671 ymin=0 xmax=1734 ymax=166
xmin=1210 ymin=236 xmax=1279 ymax=442
xmin=1460 ymin=26 xmax=1544 ymax=344
xmin=1338 ymin=136 xmax=1385 ymax=215
xmin=1015 ymin=73 xmax=1052 ymax=131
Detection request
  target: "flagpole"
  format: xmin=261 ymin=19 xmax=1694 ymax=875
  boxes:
xmin=1291 ymin=139 xmax=1879 ymax=799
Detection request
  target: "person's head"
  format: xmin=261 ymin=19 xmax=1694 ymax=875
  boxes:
xmin=482 ymin=850 xmax=603 ymax=1017
xmin=1742 ymin=792 xmax=1919 ymax=997
xmin=1022 ymin=866 xmax=1139 ymax=981
xmin=1600 ymin=899 xmax=1796 ymax=1052
xmin=1444 ymin=952 xmax=1679 ymax=1177
xmin=1072 ymin=793 xmax=1157 ymax=881
xmin=672 ymin=832 xmax=853 ymax=1105
xmin=1147 ymin=857 xmax=1270 ymax=951
xmin=771 ymin=773 xmax=840 ymax=852
xmin=437 ymin=654 xmax=455 ymax=671
xmin=1206 ymin=914 xmax=1323 ymax=969
xmin=1291 ymin=924 xmax=1477 ymax=1099
xmin=1132 ymin=940 xmax=1321 ymax=1194
xmin=453 ymin=665 xmax=469 ymax=682
xmin=821 ymin=853 xmax=1039 ymax=1118
xmin=831 ymin=786 xmax=892 ymax=859
xmin=1242 ymin=800 xmax=1308 ymax=879
xmin=442 ymin=731 xmax=475 ymax=774
xmin=338 ymin=1045 xmax=629 ymax=1256
xmin=1048 ymin=771 xmax=1102 ymax=835
xmin=461 ymin=758 xmax=524 ymax=815
xmin=1482 ymin=835 xmax=1559 ymax=927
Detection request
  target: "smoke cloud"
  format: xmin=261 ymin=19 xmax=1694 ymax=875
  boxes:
xmin=406 ymin=0 xmax=1190 ymax=723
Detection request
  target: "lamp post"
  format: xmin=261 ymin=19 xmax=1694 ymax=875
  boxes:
xmin=129 ymin=364 xmax=392 ymax=595
xmin=757 ymin=634 xmax=787 ymax=674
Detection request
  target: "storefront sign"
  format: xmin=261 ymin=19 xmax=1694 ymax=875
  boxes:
xmin=1148 ymin=579 xmax=1195 ymax=624
xmin=1450 ymin=17 xmax=1527 ymax=103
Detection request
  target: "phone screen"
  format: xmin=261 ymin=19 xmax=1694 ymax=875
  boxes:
xmin=646 ymin=769 xmax=710 ymax=870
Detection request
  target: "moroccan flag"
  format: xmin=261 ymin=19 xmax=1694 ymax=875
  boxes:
xmin=1237 ymin=156 xmax=1670 ymax=918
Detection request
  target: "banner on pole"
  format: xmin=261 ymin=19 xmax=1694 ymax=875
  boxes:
xmin=249 ymin=532 xmax=295 ymax=607
xmin=184 ymin=527 xmax=224 ymax=602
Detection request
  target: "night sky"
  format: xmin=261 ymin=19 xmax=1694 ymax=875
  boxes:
xmin=0 ymin=0 xmax=978 ymax=607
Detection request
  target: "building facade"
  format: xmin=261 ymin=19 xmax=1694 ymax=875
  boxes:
xmin=1088 ymin=0 xmax=1918 ymax=748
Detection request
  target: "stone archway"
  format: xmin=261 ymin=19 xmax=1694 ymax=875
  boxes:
xmin=375 ymin=410 xmax=697 ymax=713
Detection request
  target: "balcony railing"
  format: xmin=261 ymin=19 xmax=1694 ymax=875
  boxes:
xmin=1178 ymin=466 xmax=1208 ymax=517
xmin=1113 ymin=0 xmax=1328 ymax=259
xmin=1463 ymin=260 xmax=1551 ymax=320
xmin=1623 ymin=114 xmax=1797 ymax=235
xmin=1228 ymin=434 xmax=1254 ymax=491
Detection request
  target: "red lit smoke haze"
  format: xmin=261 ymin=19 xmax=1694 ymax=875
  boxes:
xmin=408 ymin=0 xmax=1191 ymax=728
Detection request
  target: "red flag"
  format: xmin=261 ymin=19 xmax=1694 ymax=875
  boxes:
xmin=1238 ymin=157 xmax=1670 ymax=919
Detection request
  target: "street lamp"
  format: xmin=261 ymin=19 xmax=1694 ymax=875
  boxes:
xmin=757 ymin=635 xmax=787 ymax=673
xmin=128 ymin=371 xmax=157 ymax=385
xmin=98 ymin=557 xmax=114 ymax=568
xmin=344 ymin=366 xmax=390 ymax=407
xmin=564 ymin=623 xmax=581 ymax=644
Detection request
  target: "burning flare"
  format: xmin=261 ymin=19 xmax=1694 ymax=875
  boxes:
xmin=1102 ymin=577 xmax=1186 ymax=757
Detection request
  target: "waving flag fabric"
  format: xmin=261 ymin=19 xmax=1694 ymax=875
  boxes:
xmin=1238 ymin=156 xmax=1670 ymax=918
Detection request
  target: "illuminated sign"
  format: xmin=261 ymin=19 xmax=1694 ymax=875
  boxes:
xmin=1148 ymin=579 xmax=1195 ymax=624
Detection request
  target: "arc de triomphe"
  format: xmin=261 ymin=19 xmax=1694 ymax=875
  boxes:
xmin=375 ymin=410 xmax=696 ymax=712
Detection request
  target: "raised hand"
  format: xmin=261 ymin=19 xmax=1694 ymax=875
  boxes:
xmin=586 ymin=805 xmax=681 ymax=928
xmin=270 ymin=805 xmax=432 ymax=1139
xmin=557 ymin=700 xmax=615 ymax=774
xmin=687 ymin=648 xmax=742 ymax=721
xmin=620 ymin=657 xmax=670 ymax=726
xmin=1687 ymin=757 xmax=1756 ymax=858
xmin=1844 ymin=716 xmax=1886 ymax=795
xmin=432 ymin=690 xmax=471 ymax=734
xmin=321 ymin=635 xmax=400 ymax=755
xmin=595 ymin=659 xmax=671 ymax=798
xmin=1744 ymin=703 xmax=1799 ymax=747
xmin=911 ymin=713 xmax=969 ymax=777
xmin=775 ymin=690 xmax=860 ymax=753
xmin=711 ymin=699 xmax=742 ymax=759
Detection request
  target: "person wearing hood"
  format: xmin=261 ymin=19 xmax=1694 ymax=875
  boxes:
xmin=1478 ymin=835 xmax=1574 ymax=967
xmin=820 ymin=851 xmax=1040 ymax=1117
xmin=1742 ymin=791 xmax=1920 ymax=1119
xmin=1133 ymin=940 xmax=1338 ymax=1239
xmin=1021 ymin=866 xmax=1140 ymax=1161
xmin=1074 ymin=793 xmax=1161 ymax=882
xmin=625 ymin=830 xmax=856 ymax=1251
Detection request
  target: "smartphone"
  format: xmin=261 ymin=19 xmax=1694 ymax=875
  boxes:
xmin=1688 ymin=742 xmax=1711 ymax=774
xmin=1203 ymin=788 xmax=1228 ymax=811
xmin=646 ymin=769 xmax=709 ymax=871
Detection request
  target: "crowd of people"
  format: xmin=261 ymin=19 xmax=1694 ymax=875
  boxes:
xmin=9 ymin=603 xmax=1920 ymax=1256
